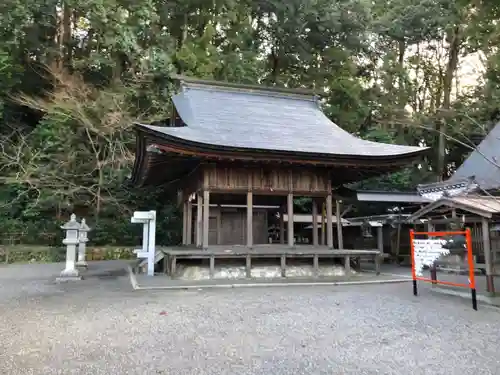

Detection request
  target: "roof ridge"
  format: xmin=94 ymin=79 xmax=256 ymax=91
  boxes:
xmin=171 ymin=74 xmax=318 ymax=101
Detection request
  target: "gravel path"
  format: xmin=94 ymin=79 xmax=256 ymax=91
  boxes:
xmin=1 ymin=265 xmax=500 ymax=375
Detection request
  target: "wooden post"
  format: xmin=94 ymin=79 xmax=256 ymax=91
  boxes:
xmin=482 ymin=217 xmax=495 ymax=294
xmin=279 ymin=205 xmax=285 ymax=244
xmin=182 ymin=201 xmax=187 ymax=245
xmin=313 ymin=254 xmax=319 ymax=277
xmin=216 ymin=206 xmax=222 ymax=245
xmin=186 ymin=199 xmax=192 ymax=245
xmin=326 ymin=194 xmax=333 ymax=249
xmin=247 ymin=191 xmax=253 ymax=248
xmin=427 ymin=222 xmax=437 ymax=284
xmin=196 ymin=193 xmax=203 ymax=247
xmin=202 ymin=190 xmax=210 ymax=250
xmin=321 ymin=203 xmax=325 ymax=246
xmin=312 ymin=199 xmax=318 ymax=246
xmin=335 ymin=200 xmax=343 ymax=249
xmin=377 ymin=226 xmax=383 ymax=253
xmin=280 ymin=254 xmax=286 ymax=277
xmin=245 ymin=254 xmax=251 ymax=278
xmin=395 ymin=220 xmax=401 ymax=259
xmin=287 ymin=193 xmax=294 ymax=247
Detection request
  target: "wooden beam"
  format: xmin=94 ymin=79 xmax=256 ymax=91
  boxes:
xmin=287 ymin=193 xmax=294 ymax=247
xmin=408 ymin=199 xmax=493 ymax=223
xmin=202 ymin=190 xmax=210 ymax=249
xmin=186 ymin=199 xmax=192 ymax=245
xmin=326 ymin=193 xmax=333 ymax=249
xmin=482 ymin=218 xmax=495 ymax=294
xmin=336 ymin=200 xmax=343 ymax=249
xmin=247 ymin=191 xmax=253 ymax=248
xmin=196 ymin=193 xmax=203 ymax=247
xmin=312 ymin=199 xmax=318 ymax=246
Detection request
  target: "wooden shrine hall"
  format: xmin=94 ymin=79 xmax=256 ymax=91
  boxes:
xmin=130 ymin=76 xmax=429 ymax=276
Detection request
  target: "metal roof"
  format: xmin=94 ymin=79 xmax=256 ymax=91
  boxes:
xmin=138 ymin=78 xmax=427 ymax=158
xmin=450 ymin=121 xmax=500 ymax=191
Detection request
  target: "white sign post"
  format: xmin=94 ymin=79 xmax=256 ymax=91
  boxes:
xmin=131 ymin=210 xmax=156 ymax=276
xmin=412 ymin=239 xmax=450 ymax=277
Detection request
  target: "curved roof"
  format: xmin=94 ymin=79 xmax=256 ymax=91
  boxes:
xmin=137 ymin=78 xmax=428 ymax=159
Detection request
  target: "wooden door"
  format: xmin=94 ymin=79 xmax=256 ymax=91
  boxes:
xmin=252 ymin=210 xmax=268 ymax=244
xmin=208 ymin=217 xmax=218 ymax=245
xmin=220 ymin=211 xmax=245 ymax=245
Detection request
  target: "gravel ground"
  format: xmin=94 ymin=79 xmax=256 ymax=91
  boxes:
xmin=1 ymin=264 xmax=500 ymax=375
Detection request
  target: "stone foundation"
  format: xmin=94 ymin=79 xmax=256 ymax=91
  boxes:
xmin=175 ymin=264 xmax=351 ymax=281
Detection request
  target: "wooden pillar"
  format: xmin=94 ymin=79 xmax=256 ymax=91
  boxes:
xmin=321 ymin=203 xmax=325 ymax=246
xmin=287 ymin=193 xmax=294 ymax=247
xmin=202 ymin=190 xmax=210 ymax=249
xmin=312 ymin=199 xmax=318 ymax=246
xmin=279 ymin=205 xmax=285 ymax=244
xmin=326 ymin=194 xmax=333 ymax=249
xmin=427 ymin=222 xmax=437 ymax=284
xmin=395 ymin=220 xmax=402 ymax=258
xmin=247 ymin=191 xmax=253 ymax=248
xmin=377 ymin=226 xmax=383 ymax=253
xmin=196 ymin=193 xmax=203 ymax=247
xmin=186 ymin=199 xmax=192 ymax=245
xmin=336 ymin=200 xmax=343 ymax=249
xmin=182 ymin=201 xmax=188 ymax=245
xmin=482 ymin=218 xmax=495 ymax=294
xmin=279 ymin=205 xmax=285 ymax=245
xmin=216 ymin=206 xmax=222 ymax=245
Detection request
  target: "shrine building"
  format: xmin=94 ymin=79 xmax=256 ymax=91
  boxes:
xmin=130 ymin=76 xmax=428 ymax=255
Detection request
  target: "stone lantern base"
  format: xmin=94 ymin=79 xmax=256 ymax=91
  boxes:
xmin=56 ymin=269 xmax=82 ymax=282
xmin=76 ymin=260 xmax=88 ymax=268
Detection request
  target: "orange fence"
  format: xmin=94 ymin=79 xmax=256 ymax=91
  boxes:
xmin=409 ymin=229 xmax=477 ymax=310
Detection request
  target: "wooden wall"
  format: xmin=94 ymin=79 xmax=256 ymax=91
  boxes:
xmin=202 ymin=164 xmax=330 ymax=195
xmin=191 ymin=206 xmax=269 ymax=245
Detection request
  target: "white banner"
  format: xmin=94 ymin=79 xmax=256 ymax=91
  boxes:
xmin=412 ymin=239 xmax=450 ymax=277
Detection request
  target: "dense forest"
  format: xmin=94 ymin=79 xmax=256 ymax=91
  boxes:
xmin=0 ymin=0 xmax=499 ymax=246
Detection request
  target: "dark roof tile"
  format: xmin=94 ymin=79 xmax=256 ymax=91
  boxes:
xmin=139 ymin=80 xmax=427 ymax=158
xmin=451 ymin=121 xmax=500 ymax=191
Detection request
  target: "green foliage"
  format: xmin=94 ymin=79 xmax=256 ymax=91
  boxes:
xmin=0 ymin=0 xmax=499 ymax=246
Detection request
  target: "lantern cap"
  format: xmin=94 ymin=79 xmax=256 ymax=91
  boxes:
xmin=61 ymin=213 xmax=80 ymax=230
xmin=79 ymin=218 xmax=91 ymax=232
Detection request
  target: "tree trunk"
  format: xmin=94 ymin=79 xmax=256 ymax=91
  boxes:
xmin=62 ymin=3 xmax=73 ymax=70
xmin=437 ymin=26 xmax=461 ymax=181
xmin=397 ymin=39 xmax=406 ymax=109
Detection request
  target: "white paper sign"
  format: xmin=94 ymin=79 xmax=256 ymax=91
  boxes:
xmin=412 ymin=239 xmax=450 ymax=277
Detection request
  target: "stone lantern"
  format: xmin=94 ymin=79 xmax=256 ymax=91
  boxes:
xmin=76 ymin=218 xmax=90 ymax=268
xmin=361 ymin=221 xmax=373 ymax=238
xmin=57 ymin=213 xmax=82 ymax=281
